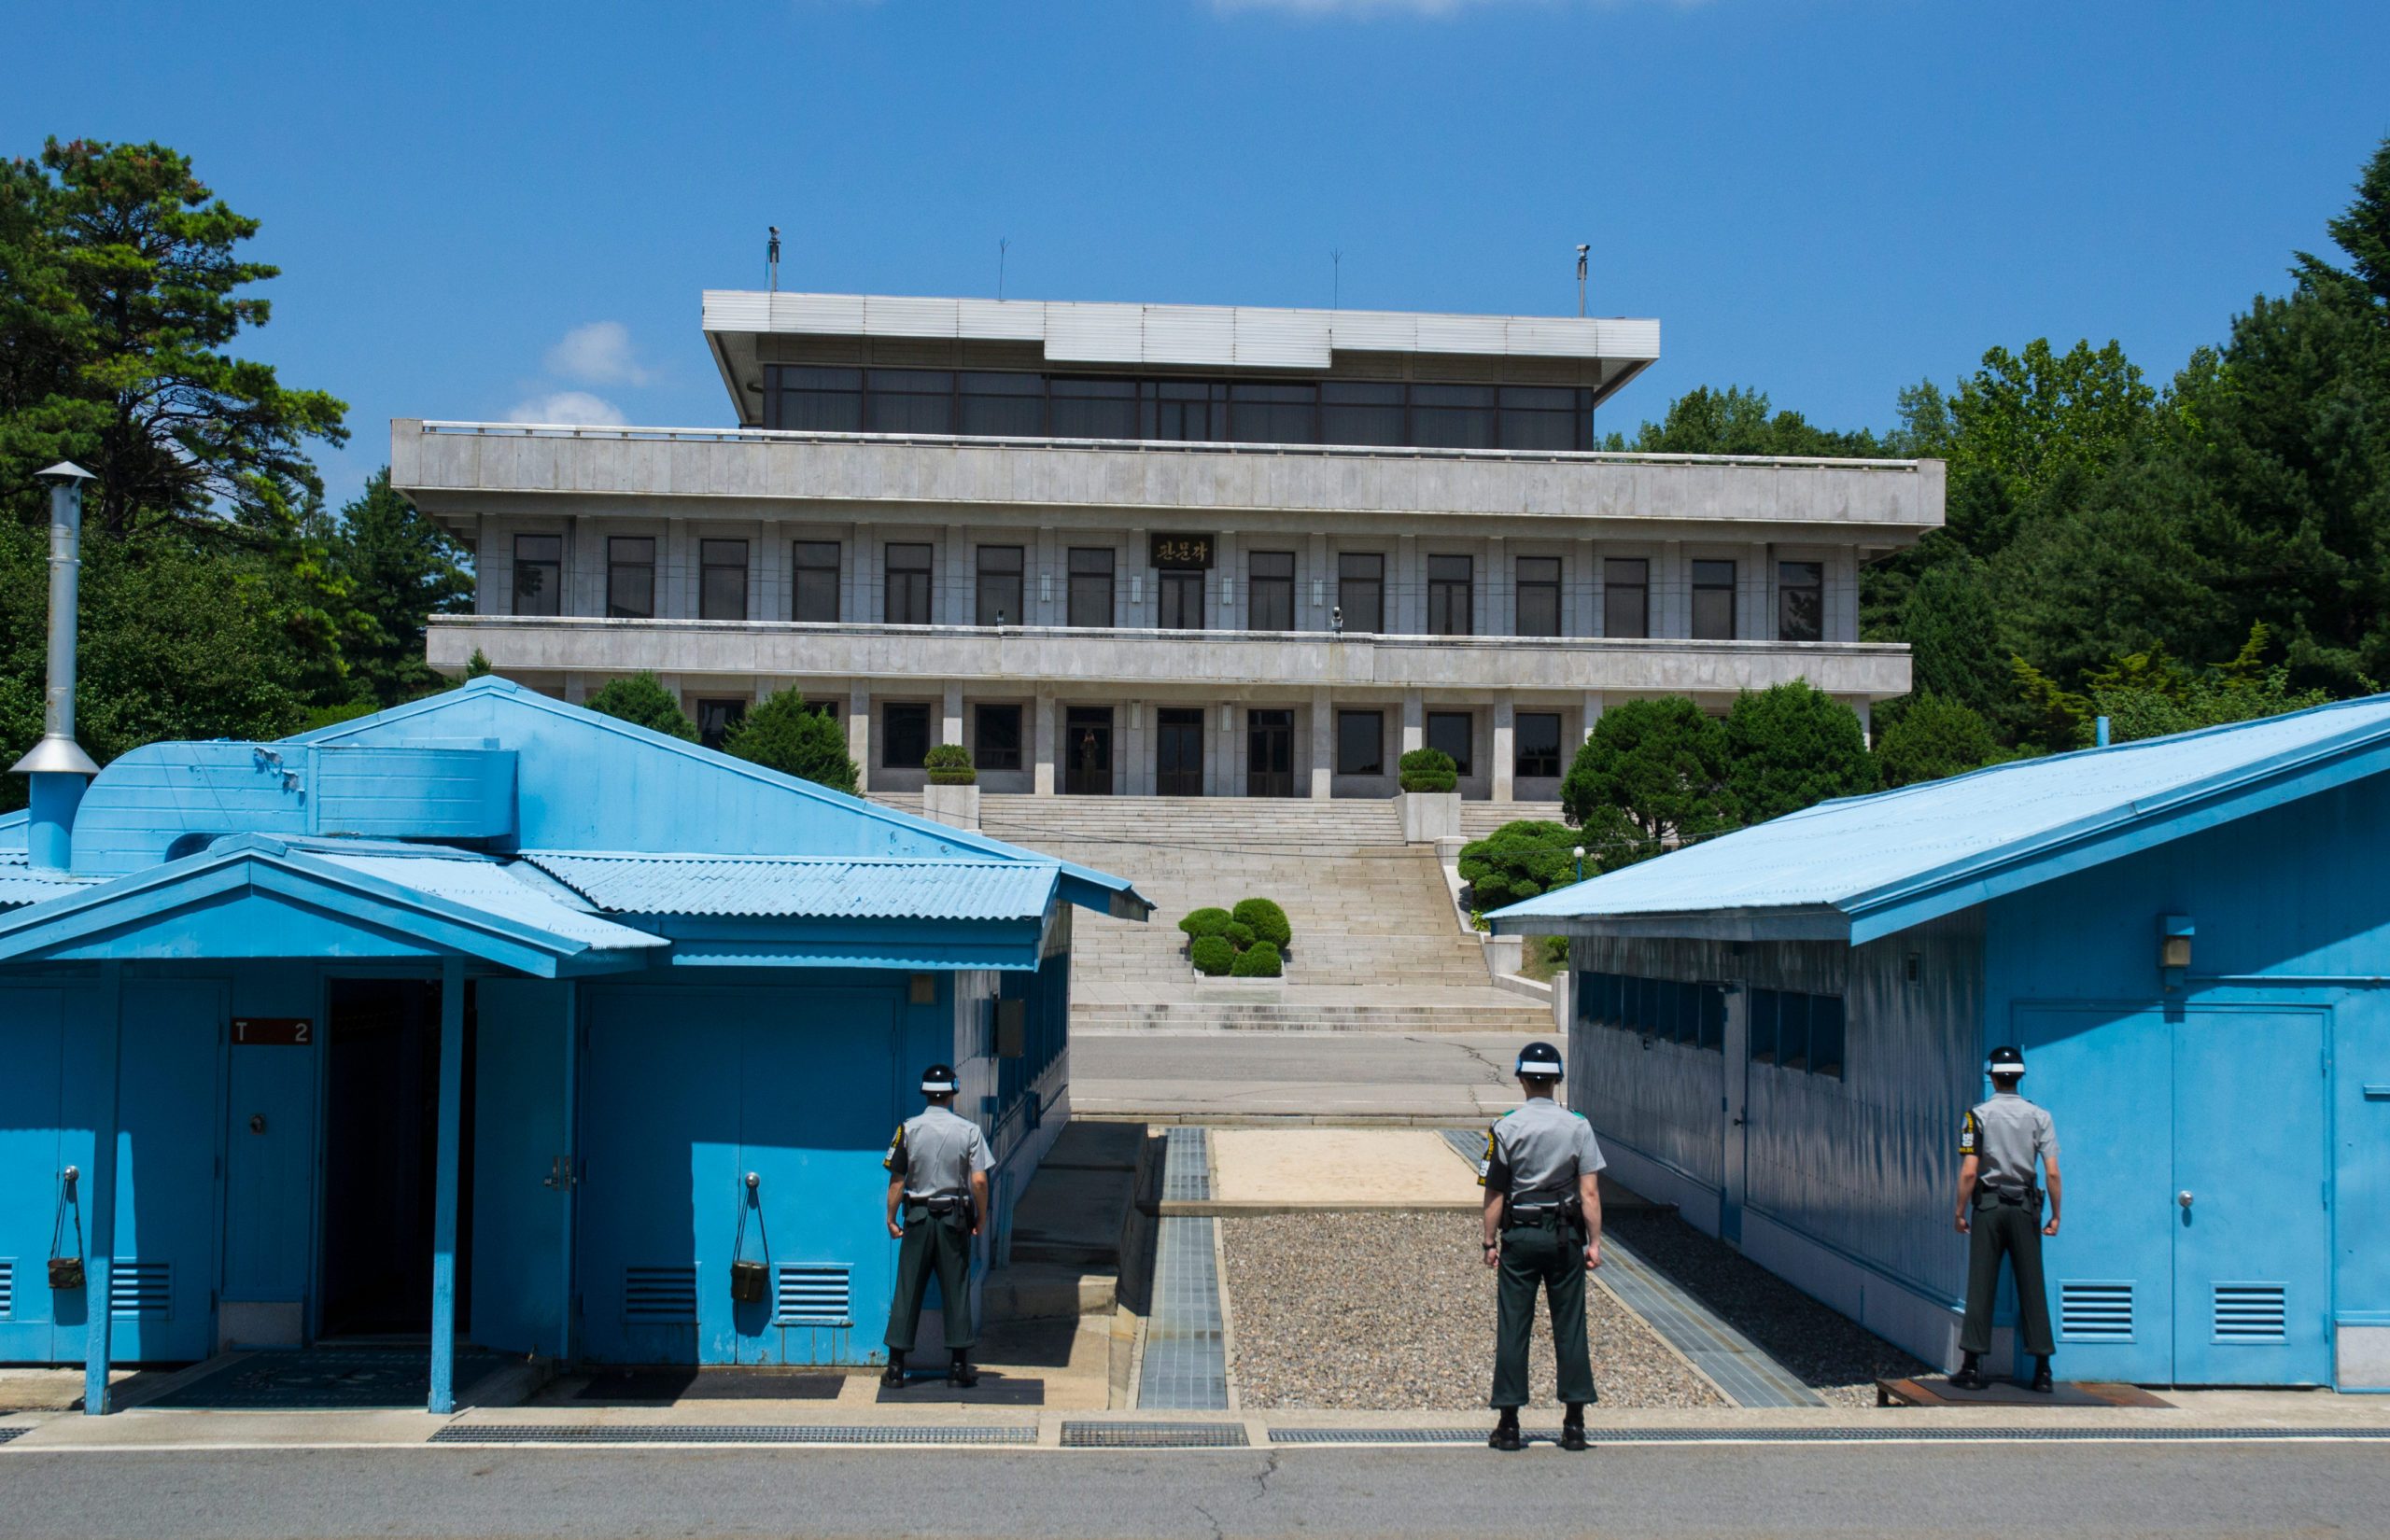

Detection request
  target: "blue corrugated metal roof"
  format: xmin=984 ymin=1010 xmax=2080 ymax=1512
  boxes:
xmin=0 ymin=869 xmax=93 ymax=908
xmin=309 ymin=852 xmax=667 ymax=952
xmin=522 ymin=851 xmax=1062 ymax=921
xmin=1491 ymin=694 xmax=2390 ymax=943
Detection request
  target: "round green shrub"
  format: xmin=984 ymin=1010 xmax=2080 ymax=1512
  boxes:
xmin=1178 ymin=906 xmax=1234 ymax=938
xmin=922 ymin=743 xmax=977 ymax=785
xmin=1231 ymin=897 xmax=1292 ymax=948
xmin=1230 ymin=940 xmax=1284 ymax=978
xmin=1190 ymin=934 xmax=1236 ymax=975
xmin=1398 ymin=748 xmax=1457 ymax=793
xmin=1223 ymin=921 xmax=1256 ymax=949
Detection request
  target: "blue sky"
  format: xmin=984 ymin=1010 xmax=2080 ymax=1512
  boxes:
xmin=8 ymin=1 xmax=2386 ymax=504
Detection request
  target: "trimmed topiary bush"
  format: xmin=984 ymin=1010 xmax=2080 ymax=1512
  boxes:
xmin=1231 ymin=897 xmax=1291 ymax=948
xmin=1458 ymin=819 xmax=1584 ymax=912
xmin=1399 ymin=748 xmax=1457 ymax=793
xmin=1179 ymin=907 xmax=1234 ymax=938
xmin=1190 ymin=934 xmax=1236 ymax=975
xmin=1223 ymin=921 xmax=1256 ymax=949
xmin=1230 ymin=940 xmax=1284 ymax=978
xmin=923 ymin=743 xmax=977 ymax=785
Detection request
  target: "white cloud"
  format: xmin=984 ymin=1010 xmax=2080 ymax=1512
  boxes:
xmin=506 ymin=391 xmax=627 ymax=427
xmin=543 ymin=321 xmax=649 ymax=385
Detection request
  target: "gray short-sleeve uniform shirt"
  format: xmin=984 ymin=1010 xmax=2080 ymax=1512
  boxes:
xmin=884 ymin=1105 xmax=992 ymax=1197
xmin=1960 ymin=1091 xmax=2058 ymax=1199
xmin=1480 ymin=1098 xmax=1607 ymax=1207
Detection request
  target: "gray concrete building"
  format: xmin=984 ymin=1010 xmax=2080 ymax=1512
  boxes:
xmin=397 ymin=292 xmax=1939 ymax=800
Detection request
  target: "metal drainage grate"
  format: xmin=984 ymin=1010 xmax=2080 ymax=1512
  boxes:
xmin=429 ymin=1424 xmax=1033 ymax=1446
xmin=1061 ymin=1421 xmax=1249 ymax=1449
xmin=1272 ymin=1426 xmax=2390 ymax=1446
xmin=0 ymin=1428 xmax=23 ymax=1446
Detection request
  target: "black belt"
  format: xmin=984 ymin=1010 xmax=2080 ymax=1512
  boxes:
xmin=909 ymin=1192 xmax=969 ymax=1218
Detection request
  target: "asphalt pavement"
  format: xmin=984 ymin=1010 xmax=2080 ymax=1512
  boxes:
xmin=2 ymin=1443 xmax=2383 ymax=1538
xmin=1071 ymin=1029 xmax=1530 ymax=1122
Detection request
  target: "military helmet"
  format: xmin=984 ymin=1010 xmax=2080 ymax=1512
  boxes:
xmin=920 ymin=1063 xmax=960 ymax=1095
xmin=1515 ymin=1041 xmax=1565 ymax=1079
xmin=1984 ymin=1045 xmax=2026 ymax=1079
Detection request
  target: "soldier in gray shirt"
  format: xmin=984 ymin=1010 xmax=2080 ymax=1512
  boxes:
xmin=1479 ymin=1040 xmax=1606 ymax=1451
xmin=1951 ymin=1044 xmax=2064 ymax=1393
xmin=880 ymin=1063 xmax=992 ymax=1390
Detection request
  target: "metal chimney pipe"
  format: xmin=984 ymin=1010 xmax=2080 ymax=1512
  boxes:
xmin=12 ymin=462 xmax=102 ymax=871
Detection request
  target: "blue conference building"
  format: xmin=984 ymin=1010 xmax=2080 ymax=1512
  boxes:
xmin=0 ymin=677 xmax=1145 ymax=1409
xmin=1493 ymin=699 xmax=2390 ymax=1390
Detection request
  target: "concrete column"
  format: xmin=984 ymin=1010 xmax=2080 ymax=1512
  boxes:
xmin=1129 ymin=526 xmax=1146 ymax=627
xmin=1402 ymin=688 xmax=1425 ymax=756
xmin=940 ymin=525 xmax=963 ymax=626
xmin=1127 ymin=700 xmax=1148 ymax=795
xmin=941 ymin=681 xmax=963 ymax=749
xmin=1309 ymin=533 xmax=1330 ymax=626
xmin=563 ymin=672 xmax=588 ymax=705
xmin=848 ymin=684 xmax=872 ymax=792
xmin=1396 ymin=534 xmax=1418 ymax=635
xmin=1748 ymin=541 xmax=1771 ymax=642
xmin=1835 ymin=548 xmax=1860 ymax=643
xmin=1033 ymin=692 xmax=1057 ymax=794
xmin=1660 ymin=541 xmax=1684 ymax=638
xmin=474 ymin=514 xmax=493 ymax=614
xmin=1485 ymin=535 xmax=1505 ymax=637
xmin=841 ymin=523 xmax=860 ymax=624
xmin=1581 ymin=690 xmax=1605 ymax=747
xmin=1216 ymin=531 xmax=1239 ymax=630
xmin=764 ymin=519 xmax=788 ymax=622
xmin=80 ymin=961 xmax=122 ymax=1414
xmin=1310 ymin=686 xmax=1332 ymax=800
xmin=1219 ymin=700 xmax=1239 ymax=797
xmin=429 ymin=955 xmax=465 ymax=1414
xmin=1843 ymin=694 xmax=1874 ymax=747
xmin=1035 ymin=528 xmax=1057 ymax=625
xmin=1577 ymin=539 xmax=1597 ymax=637
xmin=1492 ymin=694 xmax=1516 ymax=803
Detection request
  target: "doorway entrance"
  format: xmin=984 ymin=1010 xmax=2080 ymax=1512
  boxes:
xmin=1158 ymin=708 xmax=1205 ymax=795
xmin=320 ymin=980 xmax=474 ymax=1338
xmin=1065 ymin=707 xmax=1114 ymax=795
xmin=1247 ymin=709 xmax=1295 ymax=797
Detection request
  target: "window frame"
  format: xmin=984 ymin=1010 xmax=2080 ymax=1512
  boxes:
xmin=699 ymin=539 xmax=750 ymax=623
xmin=1690 ymin=559 xmax=1736 ymax=642
xmin=884 ymin=542 xmax=934 ymax=626
xmin=1337 ymin=551 xmax=1385 ymax=635
xmin=882 ymin=702 xmax=932 ymax=770
xmin=1427 ymin=554 xmax=1473 ymax=637
xmin=1158 ymin=569 xmax=1204 ymax=630
xmin=792 ymin=540 xmax=841 ymax=623
xmin=1248 ymin=551 xmax=1296 ymax=632
xmin=974 ymin=703 xmax=1024 ymax=771
xmin=1514 ymin=556 xmax=1561 ymax=637
xmin=1335 ymin=708 xmax=1385 ymax=777
xmin=1426 ymin=711 xmax=1473 ymax=777
xmin=606 ymin=535 xmax=655 ymax=620
xmin=513 ymin=534 xmax=563 ymax=618
xmin=1603 ymin=557 xmax=1649 ymax=638
xmin=976 ymin=545 xmax=1024 ymax=628
xmin=1513 ymin=712 xmax=1563 ymax=779
xmin=1066 ymin=547 xmax=1117 ymax=629
xmin=1778 ymin=560 xmax=1825 ymax=643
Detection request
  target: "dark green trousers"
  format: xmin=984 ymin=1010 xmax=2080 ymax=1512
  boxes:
xmin=1960 ymin=1197 xmax=2053 ymax=1358
xmin=883 ymin=1206 xmax=975 ymax=1352
xmin=1492 ymin=1220 xmax=1596 ymax=1409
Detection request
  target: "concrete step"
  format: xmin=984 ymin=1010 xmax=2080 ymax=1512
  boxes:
xmin=978 ymin=1263 xmax=1118 ymax=1323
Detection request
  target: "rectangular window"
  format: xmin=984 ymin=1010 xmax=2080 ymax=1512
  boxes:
xmin=1498 ymin=385 xmax=1581 ymax=452
xmin=1047 ymin=377 xmax=1139 ymax=441
xmin=1427 ymin=554 xmax=1473 ymax=637
xmin=1427 ymin=711 xmax=1473 ymax=776
xmin=1228 ymin=382 xmax=1317 ymax=445
xmin=1067 ymin=547 xmax=1115 ymax=628
xmin=1410 ymin=383 xmax=1496 ymax=448
xmin=766 ymin=365 xmax=863 ymax=432
xmin=695 ymin=698 xmax=745 ymax=750
xmin=864 ymin=369 xmax=954 ymax=435
xmin=884 ymin=543 xmax=933 ymax=625
xmin=975 ymin=703 xmax=1023 ymax=771
xmin=1159 ymin=570 xmax=1204 ymax=629
xmin=1336 ymin=709 xmax=1384 ymax=777
xmin=1603 ymin=558 xmax=1648 ymax=638
xmin=1249 ymin=551 xmax=1295 ymax=632
xmin=977 ymin=545 xmax=1024 ymax=627
xmin=606 ymin=536 xmax=654 ymax=619
xmin=882 ymin=703 xmax=931 ymax=769
xmin=1777 ymin=990 xmax=1811 ymax=1071
xmin=1146 ymin=380 xmax=1228 ymax=442
xmin=1807 ymin=995 xmax=1845 ymax=1079
xmin=699 ymin=539 xmax=749 ymax=622
xmin=1749 ymin=988 xmax=1779 ymax=1065
xmin=1318 ymin=381 xmax=1405 ymax=446
xmin=1692 ymin=560 xmax=1736 ymax=641
xmin=1778 ymin=560 xmax=1825 ymax=642
xmin=793 ymin=540 xmax=840 ymax=623
xmin=1515 ymin=556 xmax=1561 ymax=637
xmin=958 ymin=371 xmax=1044 ymax=438
xmin=1514 ymin=712 xmax=1562 ymax=779
xmin=1699 ymin=987 xmax=1727 ymax=1052
xmin=513 ymin=534 xmax=562 ymax=617
xmin=1338 ymin=552 xmax=1385 ymax=634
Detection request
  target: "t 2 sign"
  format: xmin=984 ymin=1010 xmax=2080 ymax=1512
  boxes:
xmin=232 ymin=1016 xmax=313 ymax=1046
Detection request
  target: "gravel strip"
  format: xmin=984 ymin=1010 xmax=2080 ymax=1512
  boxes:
xmin=1218 ymin=1211 xmax=1725 ymax=1410
xmin=1606 ymin=1212 xmax=1930 ymax=1406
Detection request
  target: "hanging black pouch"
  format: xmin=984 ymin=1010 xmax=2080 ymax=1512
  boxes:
xmin=49 ymin=1177 xmax=84 ymax=1291
xmin=730 ymin=1185 xmax=770 ymax=1305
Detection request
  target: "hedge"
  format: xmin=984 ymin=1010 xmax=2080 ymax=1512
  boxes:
xmin=1398 ymin=747 xmax=1457 ymax=793
xmin=1190 ymin=934 xmax=1237 ymax=975
xmin=1230 ymin=940 xmax=1284 ymax=977
xmin=1179 ymin=906 xmax=1234 ymax=938
xmin=1231 ymin=897 xmax=1291 ymax=948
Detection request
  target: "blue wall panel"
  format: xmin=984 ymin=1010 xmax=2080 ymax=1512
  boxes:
xmin=105 ymin=983 xmax=224 ymax=1362
xmin=471 ymin=978 xmax=572 ymax=1357
xmin=0 ymin=986 xmax=69 ymax=1361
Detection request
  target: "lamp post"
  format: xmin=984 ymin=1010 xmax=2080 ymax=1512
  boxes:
xmin=1573 ymin=845 xmax=1586 ymax=883
xmin=11 ymin=463 xmax=102 ymax=871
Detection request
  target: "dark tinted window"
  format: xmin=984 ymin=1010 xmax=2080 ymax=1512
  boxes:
xmin=883 ymin=703 xmax=931 ymax=769
xmin=700 ymin=539 xmax=748 ymax=622
xmin=1230 ymin=383 xmax=1316 ymax=444
xmin=959 ymin=371 xmax=1044 ymax=437
xmin=1249 ymin=550 xmax=1295 ymax=632
xmin=1515 ymin=556 xmax=1560 ymax=637
xmin=607 ymin=536 xmax=654 ymax=619
xmin=1338 ymin=552 xmax=1385 ymax=634
xmin=977 ymin=545 xmax=1024 ymax=627
xmin=1319 ymin=381 xmax=1405 ymax=445
xmin=1147 ymin=380 xmax=1227 ymax=441
xmin=1427 ymin=554 xmax=1472 ymax=637
xmin=975 ymin=703 xmax=1023 ymax=770
xmin=1692 ymin=559 xmax=1736 ymax=641
xmin=1604 ymin=557 xmax=1648 ymax=638
xmin=513 ymin=534 xmax=562 ymax=617
xmin=865 ymin=369 xmax=954 ymax=434
xmin=1427 ymin=711 xmax=1472 ymax=776
xmin=1500 ymin=385 xmax=1582 ymax=451
xmin=1514 ymin=713 xmax=1562 ymax=778
xmin=884 ymin=543 xmax=933 ymax=625
xmin=1410 ymin=384 xmax=1496 ymax=448
xmin=793 ymin=540 xmax=840 ymax=623
xmin=1048 ymin=378 xmax=1138 ymax=440
xmin=696 ymin=698 xmax=745 ymax=750
xmin=1067 ymin=547 xmax=1115 ymax=628
xmin=767 ymin=365 xmax=862 ymax=431
xmin=1778 ymin=560 xmax=1824 ymax=642
xmin=1336 ymin=709 xmax=1384 ymax=776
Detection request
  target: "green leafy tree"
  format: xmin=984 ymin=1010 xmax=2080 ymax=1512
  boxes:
xmin=720 ymin=688 xmax=858 ymax=792
xmin=583 ymin=672 xmax=698 ymax=742
xmin=1874 ymin=696 xmax=2003 ymax=788
xmin=1899 ymin=555 xmax=2006 ymax=719
xmin=327 ymin=468 xmax=473 ymax=706
xmin=1559 ymin=696 xmax=1736 ymax=856
xmin=1605 ymin=385 xmax=1892 ymax=458
xmin=1457 ymin=819 xmax=1586 ymax=911
xmin=2085 ymin=624 xmax=2335 ymax=743
xmin=1722 ymin=681 xmax=1878 ymax=824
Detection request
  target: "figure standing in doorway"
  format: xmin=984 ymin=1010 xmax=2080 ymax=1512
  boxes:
xmin=881 ymin=1063 xmax=992 ymax=1389
xmin=1481 ymin=1040 xmax=1605 ymax=1451
xmin=1952 ymin=1044 xmax=2063 ymax=1393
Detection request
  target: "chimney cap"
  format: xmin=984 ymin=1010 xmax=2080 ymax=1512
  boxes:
xmin=10 ymin=736 xmax=100 ymax=776
xmin=36 ymin=461 xmax=95 ymax=483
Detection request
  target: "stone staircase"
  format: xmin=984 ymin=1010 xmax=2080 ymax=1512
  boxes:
xmin=1458 ymin=801 xmax=1567 ymax=840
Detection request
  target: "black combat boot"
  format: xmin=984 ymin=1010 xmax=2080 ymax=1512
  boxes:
xmin=2029 ymin=1357 xmax=2053 ymax=1394
xmin=880 ymin=1350 xmax=907 ymax=1390
xmin=948 ymin=1350 xmax=978 ymax=1389
xmin=1488 ymin=1410 xmax=1524 ymax=1452
xmin=1947 ymin=1351 xmax=1985 ymax=1391
xmin=1560 ymin=1405 xmax=1589 ymax=1451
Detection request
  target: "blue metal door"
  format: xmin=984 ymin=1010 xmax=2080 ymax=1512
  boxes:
xmin=0 ymin=987 xmax=67 ymax=1361
xmin=2014 ymin=1004 xmax=2172 ymax=1384
xmin=223 ymin=1028 xmax=317 ymax=1315
xmin=470 ymin=979 xmax=573 ymax=1357
xmin=110 ymin=984 xmax=225 ymax=1362
xmin=2172 ymin=1009 xmax=2330 ymax=1385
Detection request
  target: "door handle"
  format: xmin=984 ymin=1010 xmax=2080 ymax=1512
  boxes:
xmin=2178 ymin=1190 xmax=2194 ymax=1209
xmin=545 ymin=1155 xmax=576 ymax=1191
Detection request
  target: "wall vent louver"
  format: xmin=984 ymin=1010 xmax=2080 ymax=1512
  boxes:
xmin=2214 ymin=1284 xmax=2287 ymax=1343
xmin=108 ymin=1260 xmax=171 ymax=1319
xmin=2059 ymin=1281 xmax=2134 ymax=1342
xmin=623 ymin=1265 xmax=698 ymax=1323
xmin=776 ymin=1266 xmax=852 ymax=1326
xmin=0 ymin=1259 xmax=13 ymax=1320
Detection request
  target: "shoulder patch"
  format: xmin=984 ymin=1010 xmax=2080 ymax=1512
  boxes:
xmin=882 ymin=1126 xmax=906 ymax=1171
